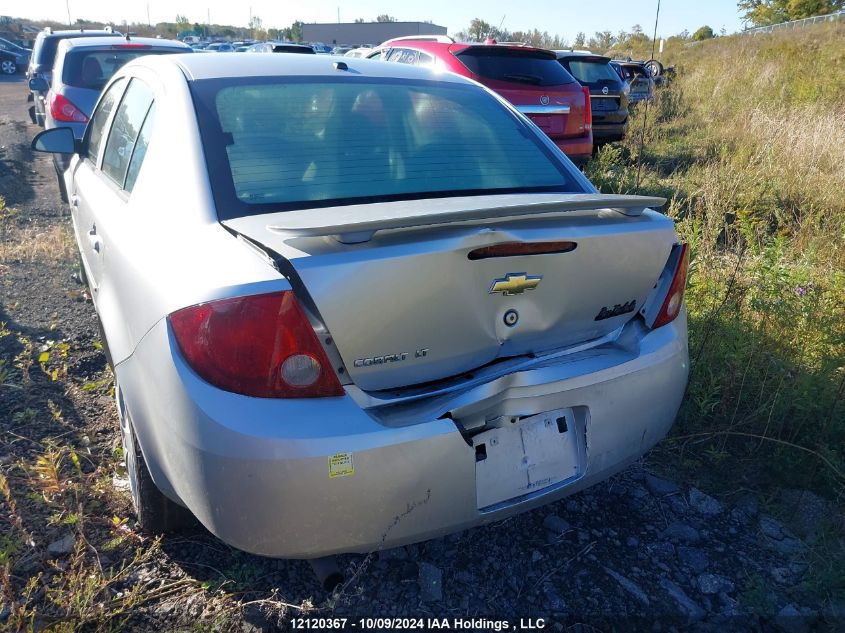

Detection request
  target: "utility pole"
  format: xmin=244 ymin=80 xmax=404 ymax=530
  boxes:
xmin=337 ymin=7 xmax=340 ymax=23
xmin=66 ymin=0 xmax=71 ymax=25
xmin=147 ymin=3 xmax=151 ymax=27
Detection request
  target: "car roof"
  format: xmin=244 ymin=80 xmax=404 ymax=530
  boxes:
xmin=61 ymin=36 xmax=189 ymax=50
xmin=383 ymin=38 xmax=551 ymax=56
xmin=142 ymin=52 xmax=474 ymax=83
xmin=554 ymin=51 xmax=611 ymax=63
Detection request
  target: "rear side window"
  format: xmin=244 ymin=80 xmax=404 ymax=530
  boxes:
xmin=124 ymin=104 xmax=155 ymax=192
xmin=102 ymin=79 xmax=154 ymax=187
xmin=86 ymin=77 xmax=126 ymax=164
xmin=192 ymin=78 xmax=582 ymax=219
xmin=62 ymin=48 xmax=182 ymax=90
xmin=455 ymin=48 xmax=576 ymax=86
xmin=386 ymin=48 xmax=418 ymax=64
xmin=564 ymin=60 xmax=620 ymax=84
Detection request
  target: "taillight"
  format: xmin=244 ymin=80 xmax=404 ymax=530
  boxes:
xmin=49 ymin=93 xmax=88 ymax=123
xmin=168 ymin=291 xmax=344 ymax=398
xmin=648 ymin=244 xmax=690 ymax=329
xmin=582 ymin=86 xmax=592 ymax=130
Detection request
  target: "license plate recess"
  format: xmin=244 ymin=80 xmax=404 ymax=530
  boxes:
xmin=474 ymin=408 xmax=586 ymax=510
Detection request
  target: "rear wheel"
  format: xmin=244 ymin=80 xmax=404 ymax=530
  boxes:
xmin=0 ymin=59 xmax=16 ymax=75
xmin=117 ymin=385 xmax=194 ymax=533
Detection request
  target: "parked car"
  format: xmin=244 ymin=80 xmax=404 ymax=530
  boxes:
xmin=555 ymin=51 xmax=629 ymax=144
xmin=29 ymin=35 xmax=190 ymax=197
xmin=368 ymin=36 xmax=593 ymax=165
xmin=0 ymin=37 xmax=31 ymax=75
xmin=310 ymin=42 xmax=332 ymax=54
xmin=343 ymin=48 xmax=369 ymax=58
xmin=246 ymin=42 xmax=315 ymax=54
xmin=205 ymin=42 xmax=235 ymax=53
xmin=610 ymin=60 xmax=655 ymax=104
xmin=32 ymin=53 xmax=689 ymax=560
xmin=27 ymin=28 xmax=120 ymax=126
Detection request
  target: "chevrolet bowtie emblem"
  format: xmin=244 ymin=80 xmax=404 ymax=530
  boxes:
xmin=489 ymin=273 xmax=543 ymax=296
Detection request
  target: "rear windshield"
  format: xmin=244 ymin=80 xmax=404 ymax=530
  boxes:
xmin=62 ymin=48 xmax=183 ymax=90
xmin=563 ymin=60 xmax=620 ymax=84
xmin=455 ymin=47 xmax=576 ymax=87
xmin=191 ymin=77 xmax=583 ymax=219
xmin=273 ymin=45 xmax=315 ymax=54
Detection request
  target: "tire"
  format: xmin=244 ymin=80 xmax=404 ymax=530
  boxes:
xmin=117 ymin=384 xmax=195 ymax=533
xmin=645 ymin=59 xmax=663 ymax=78
xmin=0 ymin=59 xmax=16 ymax=75
xmin=54 ymin=161 xmax=69 ymax=203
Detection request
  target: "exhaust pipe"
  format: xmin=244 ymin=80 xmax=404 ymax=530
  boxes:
xmin=308 ymin=556 xmax=343 ymax=592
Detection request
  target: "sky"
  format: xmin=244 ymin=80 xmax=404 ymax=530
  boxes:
xmin=11 ymin=0 xmax=747 ymax=41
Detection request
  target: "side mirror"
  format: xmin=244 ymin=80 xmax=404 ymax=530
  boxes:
xmin=29 ymin=76 xmax=49 ymax=92
xmin=32 ymin=127 xmax=77 ymax=155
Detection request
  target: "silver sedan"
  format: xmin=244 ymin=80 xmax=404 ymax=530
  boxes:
xmin=32 ymin=53 xmax=689 ymax=559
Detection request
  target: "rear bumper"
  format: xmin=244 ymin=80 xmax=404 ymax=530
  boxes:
xmin=553 ymin=135 xmax=593 ymax=166
xmin=119 ymin=312 xmax=688 ymax=559
xmin=593 ymin=121 xmax=628 ymax=142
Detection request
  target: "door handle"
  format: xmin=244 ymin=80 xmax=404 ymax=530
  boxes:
xmin=87 ymin=227 xmax=102 ymax=254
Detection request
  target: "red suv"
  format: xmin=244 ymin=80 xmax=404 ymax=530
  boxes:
xmin=368 ymin=36 xmax=593 ymax=165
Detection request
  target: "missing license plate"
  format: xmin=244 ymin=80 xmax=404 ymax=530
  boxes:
xmin=474 ymin=408 xmax=585 ymax=509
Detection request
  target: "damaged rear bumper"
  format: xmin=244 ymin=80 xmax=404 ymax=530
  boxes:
xmin=118 ymin=312 xmax=688 ymax=559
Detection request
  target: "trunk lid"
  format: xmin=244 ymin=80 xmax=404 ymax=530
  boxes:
xmin=225 ymin=193 xmax=676 ymax=392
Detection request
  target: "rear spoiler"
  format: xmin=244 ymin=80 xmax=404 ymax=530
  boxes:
xmin=242 ymin=193 xmax=666 ymax=244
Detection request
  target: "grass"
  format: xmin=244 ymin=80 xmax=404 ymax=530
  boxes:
xmin=585 ymin=23 xmax=845 ymax=499
xmin=1 ymin=194 xmax=76 ymax=265
xmin=587 ymin=24 xmax=845 ymax=605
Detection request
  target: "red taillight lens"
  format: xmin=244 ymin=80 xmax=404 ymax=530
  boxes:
xmin=468 ymin=241 xmax=577 ymax=260
xmin=651 ymin=244 xmax=689 ymax=329
xmin=582 ymin=86 xmax=592 ymax=130
xmin=49 ymin=93 xmax=88 ymax=123
xmin=168 ymin=291 xmax=344 ymax=398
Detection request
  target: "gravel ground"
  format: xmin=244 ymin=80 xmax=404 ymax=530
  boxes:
xmin=0 ymin=74 xmax=842 ymax=632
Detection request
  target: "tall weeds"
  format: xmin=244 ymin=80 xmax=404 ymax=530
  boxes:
xmin=587 ymin=22 xmax=845 ymax=495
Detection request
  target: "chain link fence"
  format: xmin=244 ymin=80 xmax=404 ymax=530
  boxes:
xmin=742 ymin=10 xmax=844 ymax=35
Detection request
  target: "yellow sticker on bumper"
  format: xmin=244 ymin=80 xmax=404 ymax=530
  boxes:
xmin=329 ymin=452 xmax=354 ymax=478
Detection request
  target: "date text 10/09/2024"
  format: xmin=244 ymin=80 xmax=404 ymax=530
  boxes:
xmin=291 ymin=617 xmax=547 ymax=631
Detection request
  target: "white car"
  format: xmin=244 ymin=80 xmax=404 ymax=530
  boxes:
xmin=32 ymin=53 xmax=689 ymax=560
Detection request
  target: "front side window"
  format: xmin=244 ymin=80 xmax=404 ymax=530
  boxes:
xmin=102 ymin=78 xmax=154 ymax=187
xmin=191 ymin=77 xmax=584 ymax=220
xmin=86 ymin=77 xmax=126 ymax=164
